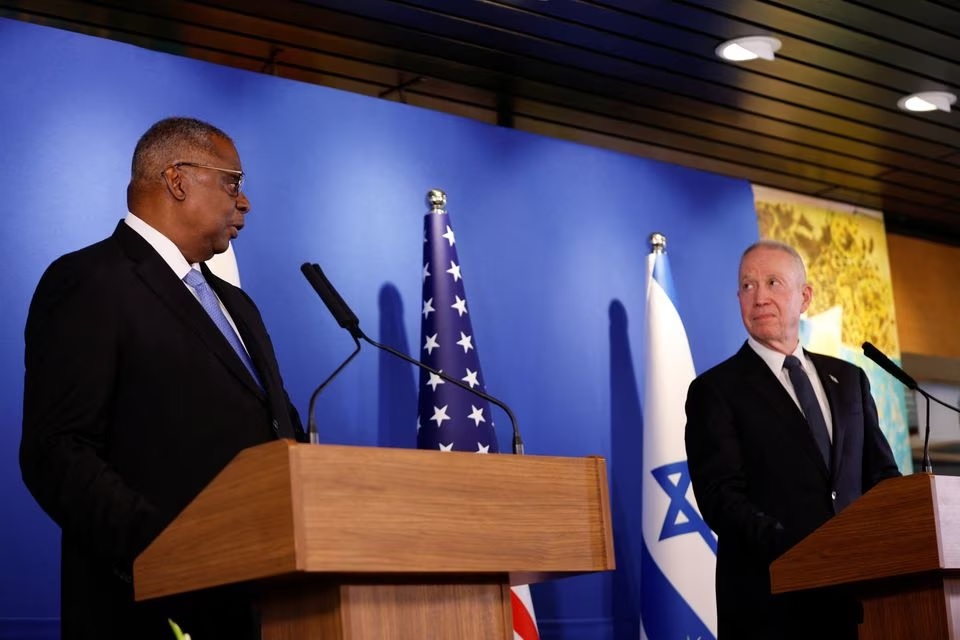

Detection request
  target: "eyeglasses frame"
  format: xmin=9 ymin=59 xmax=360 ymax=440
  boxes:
xmin=163 ymin=161 xmax=245 ymax=196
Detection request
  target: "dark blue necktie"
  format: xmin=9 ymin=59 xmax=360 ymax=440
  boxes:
xmin=783 ymin=355 xmax=831 ymax=467
xmin=184 ymin=268 xmax=262 ymax=389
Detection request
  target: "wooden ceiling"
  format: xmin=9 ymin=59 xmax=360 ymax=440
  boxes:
xmin=5 ymin=0 xmax=960 ymax=243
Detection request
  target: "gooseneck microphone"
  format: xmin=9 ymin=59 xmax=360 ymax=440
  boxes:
xmin=301 ymin=262 xmax=525 ymax=454
xmin=300 ymin=263 xmax=361 ymax=444
xmin=301 ymin=262 xmax=361 ymax=340
xmin=862 ymin=341 xmax=918 ymax=390
xmin=862 ymin=341 xmax=960 ymax=474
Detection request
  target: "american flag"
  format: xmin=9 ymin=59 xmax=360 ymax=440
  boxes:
xmin=416 ymin=193 xmax=499 ymax=453
xmin=415 ymin=191 xmax=539 ymax=640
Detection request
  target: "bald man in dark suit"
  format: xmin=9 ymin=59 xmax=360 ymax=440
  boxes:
xmin=685 ymin=240 xmax=901 ymax=639
xmin=20 ymin=117 xmax=305 ymax=640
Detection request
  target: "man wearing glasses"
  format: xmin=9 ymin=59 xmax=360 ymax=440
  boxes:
xmin=20 ymin=117 xmax=305 ymax=639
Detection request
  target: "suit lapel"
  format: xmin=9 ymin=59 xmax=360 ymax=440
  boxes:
xmin=201 ymin=263 xmax=271 ymax=397
xmin=114 ymin=223 xmax=264 ymax=397
xmin=734 ymin=344 xmax=830 ymax=478
xmin=202 ymin=265 xmax=300 ymax=439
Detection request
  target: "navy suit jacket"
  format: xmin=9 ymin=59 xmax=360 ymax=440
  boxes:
xmin=20 ymin=221 xmax=304 ymax=639
xmin=685 ymin=342 xmax=900 ymax=639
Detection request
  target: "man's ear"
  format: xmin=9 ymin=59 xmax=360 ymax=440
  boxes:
xmin=160 ymin=166 xmax=188 ymax=202
xmin=800 ymin=282 xmax=813 ymax=313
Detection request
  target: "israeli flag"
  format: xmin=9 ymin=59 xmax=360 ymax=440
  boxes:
xmin=640 ymin=241 xmax=717 ymax=640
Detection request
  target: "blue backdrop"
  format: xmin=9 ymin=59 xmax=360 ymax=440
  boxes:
xmin=0 ymin=18 xmax=758 ymax=639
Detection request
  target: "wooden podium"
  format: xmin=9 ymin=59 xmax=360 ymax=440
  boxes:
xmin=770 ymin=473 xmax=960 ymax=639
xmin=134 ymin=440 xmax=615 ymax=639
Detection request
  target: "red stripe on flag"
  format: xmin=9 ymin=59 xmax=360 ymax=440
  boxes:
xmin=510 ymin=589 xmax=539 ymax=640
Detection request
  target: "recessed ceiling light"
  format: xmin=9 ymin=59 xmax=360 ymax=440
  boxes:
xmin=897 ymin=91 xmax=956 ymax=113
xmin=715 ymin=36 xmax=782 ymax=62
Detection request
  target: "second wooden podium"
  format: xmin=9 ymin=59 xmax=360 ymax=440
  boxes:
xmin=134 ymin=440 xmax=615 ymax=639
xmin=771 ymin=473 xmax=960 ymax=639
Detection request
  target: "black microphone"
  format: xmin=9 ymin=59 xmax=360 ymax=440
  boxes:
xmin=301 ymin=262 xmax=525 ymax=454
xmin=862 ymin=341 xmax=918 ymax=390
xmin=862 ymin=341 xmax=960 ymax=418
xmin=300 ymin=262 xmax=361 ymax=340
xmin=861 ymin=341 xmax=960 ymax=474
xmin=300 ymin=263 xmax=361 ymax=444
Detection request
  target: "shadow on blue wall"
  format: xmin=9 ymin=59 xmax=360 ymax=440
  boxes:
xmin=609 ymin=300 xmax=643 ymax=639
xmin=377 ymin=283 xmax=417 ymax=449
xmin=531 ymin=300 xmax=643 ymax=640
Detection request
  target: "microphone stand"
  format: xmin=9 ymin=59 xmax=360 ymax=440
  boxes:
xmin=919 ymin=389 xmax=932 ymax=473
xmin=306 ymin=335 xmax=361 ymax=444
xmin=358 ymin=331 xmax=524 ymax=455
xmin=302 ymin=262 xmax=525 ymax=454
xmin=860 ymin=341 xmax=960 ymax=474
xmin=916 ymin=386 xmax=960 ymax=474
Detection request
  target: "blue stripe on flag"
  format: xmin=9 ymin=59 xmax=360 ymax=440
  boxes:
xmin=651 ymin=252 xmax=675 ymax=303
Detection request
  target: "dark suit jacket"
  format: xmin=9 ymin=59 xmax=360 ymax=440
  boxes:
xmin=685 ymin=342 xmax=900 ymax=640
xmin=20 ymin=221 xmax=304 ymax=640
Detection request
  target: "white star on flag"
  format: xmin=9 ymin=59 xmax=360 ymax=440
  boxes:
xmin=424 ymin=333 xmax=439 ymax=355
xmin=462 ymin=368 xmax=479 ymax=388
xmin=451 ymin=295 xmax=467 ymax=316
xmin=468 ymin=405 xmax=485 ymax=426
xmin=456 ymin=331 xmax=474 ymax=353
xmin=446 ymin=260 xmax=461 ymax=282
xmin=442 ymin=225 xmax=456 ymax=246
xmin=430 ymin=405 xmax=451 ymax=426
xmin=422 ymin=297 xmax=435 ymax=319
xmin=426 ymin=371 xmax=445 ymax=391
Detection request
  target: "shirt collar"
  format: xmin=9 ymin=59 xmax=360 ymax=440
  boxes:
xmin=747 ymin=336 xmax=806 ymax=376
xmin=124 ymin=212 xmax=198 ymax=278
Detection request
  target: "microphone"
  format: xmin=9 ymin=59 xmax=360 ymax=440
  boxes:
xmin=862 ymin=341 xmax=917 ymax=390
xmin=300 ymin=262 xmax=361 ymax=339
xmin=861 ymin=341 xmax=960 ymax=474
xmin=301 ymin=262 xmax=525 ymax=454
xmin=300 ymin=263 xmax=361 ymax=444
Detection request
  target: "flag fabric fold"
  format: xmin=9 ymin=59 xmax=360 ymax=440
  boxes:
xmin=416 ymin=197 xmax=538 ymax=639
xmin=640 ymin=246 xmax=717 ymax=640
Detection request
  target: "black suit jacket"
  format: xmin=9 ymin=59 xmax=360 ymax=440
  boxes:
xmin=20 ymin=221 xmax=304 ymax=640
xmin=685 ymin=342 xmax=900 ymax=640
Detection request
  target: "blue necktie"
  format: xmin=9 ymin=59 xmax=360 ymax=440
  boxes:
xmin=184 ymin=268 xmax=262 ymax=389
xmin=783 ymin=355 xmax=831 ymax=467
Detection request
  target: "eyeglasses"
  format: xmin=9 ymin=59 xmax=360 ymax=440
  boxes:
xmin=166 ymin=161 xmax=245 ymax=196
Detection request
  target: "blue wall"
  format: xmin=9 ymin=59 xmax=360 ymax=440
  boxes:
xmin=0 ymin=18 xmax=758 ymax=639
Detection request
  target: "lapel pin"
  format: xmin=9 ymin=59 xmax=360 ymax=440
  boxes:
xmin=829 ymin=374 xmax=839 ymax=384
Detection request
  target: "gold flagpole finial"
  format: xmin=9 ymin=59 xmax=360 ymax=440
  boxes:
xmin=426 ymin=189 xmax=446 ymax=214
xmin=649 ymin=232 xmax=667 ymax=254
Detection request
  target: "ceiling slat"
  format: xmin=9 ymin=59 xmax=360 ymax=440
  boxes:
xmin=2 ymin=0 xmax=959 ymax=243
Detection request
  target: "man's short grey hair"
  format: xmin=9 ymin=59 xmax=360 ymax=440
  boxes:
xmin=740 ymin=239 xmax=808 ymax=284
xmin=131 ymin=117 xmax=233 ymax=183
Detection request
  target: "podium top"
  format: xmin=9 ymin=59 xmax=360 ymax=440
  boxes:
xmin=135 ymin=441 xmax=615 ymax=600
xmin=771 ymin=473 xmax=960 ymax=594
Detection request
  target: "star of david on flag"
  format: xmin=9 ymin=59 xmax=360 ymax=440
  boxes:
xmin=640 ymin=235 xmax=717 ymax=640
xmin=415 ymin=191 xmax=539 ymax=640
